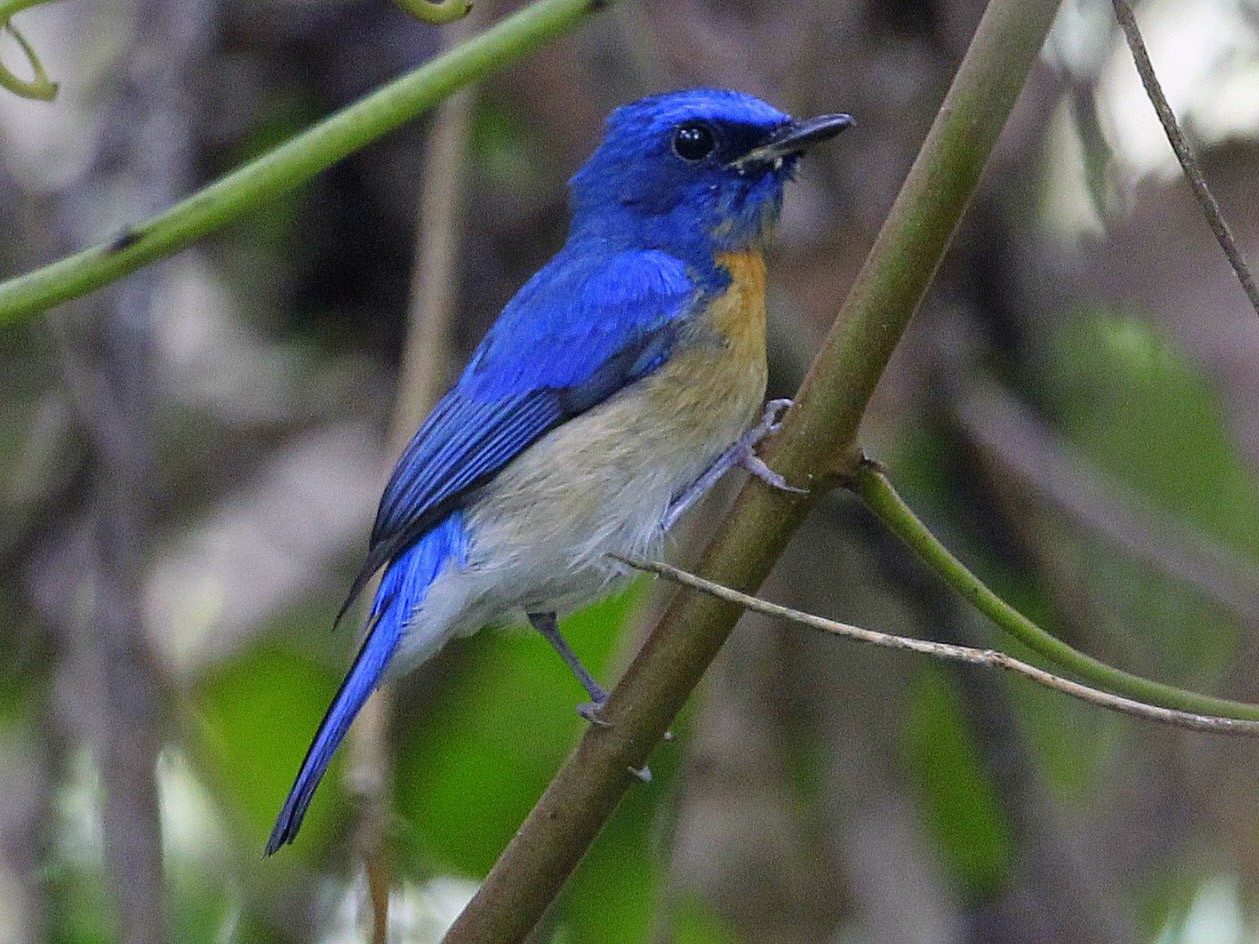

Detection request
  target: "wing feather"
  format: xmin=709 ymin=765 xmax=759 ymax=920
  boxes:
xmin=335 ymin=248 xmax=697 ymax=623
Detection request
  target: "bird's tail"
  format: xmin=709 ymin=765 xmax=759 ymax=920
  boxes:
xmin=265 ymin=513 xmax=465 ymax=855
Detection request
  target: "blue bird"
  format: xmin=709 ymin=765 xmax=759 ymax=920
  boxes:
xmin=266 ymin=88 xmax=852 ymax=853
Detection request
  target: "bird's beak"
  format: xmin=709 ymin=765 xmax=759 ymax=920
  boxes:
xmin=732 ymin=113 xmax=855 ymax=168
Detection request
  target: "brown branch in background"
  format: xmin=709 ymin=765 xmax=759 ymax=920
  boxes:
xmin=1111 ymin=0 xmax=1259 ymax=320
xmin=86 ymin=303 xmax=166 ymax=944
xmin=46 ymin=1 xmax=215 ymax=942
xmin=615 ymin=556 xmax=1259 ymax=738
xmin=953 ymin=379 xmax=1259 ymax=622
xmin=344 ymin=11 xmax=482 ymax=942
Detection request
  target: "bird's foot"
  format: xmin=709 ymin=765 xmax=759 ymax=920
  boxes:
xmin=737 ymin=398 xmax=805 ymax=495
xmin=755 ymin=397 xmax=794 ymax=440
xmin=627 ymin=764 xmax=653 ymax=783
xmin=660 ymin=399 xmax=803 ymax=532
xmin=739 ymin=451 xmax=807 ymax=494
xmin=577 ymin=691 xmax=613 ymax=728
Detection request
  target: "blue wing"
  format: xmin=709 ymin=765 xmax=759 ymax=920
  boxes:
xmin=335 ymin=248 xmax=696 ymax=621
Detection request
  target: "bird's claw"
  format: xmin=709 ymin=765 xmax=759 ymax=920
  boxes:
xmin=627 ymin=764 xmax=652 ymax=783
xmin=577 ymin=697 xmax=613 ymax=727
xmin=758 ymin=398 xmax=794 ymax=438
xmin=740 ymin=452 xmax=808 ymax=494
xmin=738 ymin=399 xmax=805 ymax=495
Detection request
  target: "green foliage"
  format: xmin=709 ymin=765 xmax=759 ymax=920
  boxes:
xmin=1051 ymin=311 xmax=1259 ymax=556
xmin=1048 ymin=311 xmax=1257 ymax=677
xmin=193 ymin=644 xmax=345 ymax=858
xmin=887 ymin=427 xmax=1108 ymax=797
xmin=393 ymin=586 xmax=642 ymax=877
xmin=472 ymin=96 xmax=549 ymax=198
xmin=670 ymin=894 xmax=742 ymax=944
xmin=46 ymin=859 xmax=114 ymax=944
xmin=900 ymin=668 xmax=1014 ymax=902
xmin=560 ymin=713 xmax=679 ymax=944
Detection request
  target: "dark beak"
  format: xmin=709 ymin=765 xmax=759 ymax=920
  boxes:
xmin=732 ymin=113 xmax=855 ymax=167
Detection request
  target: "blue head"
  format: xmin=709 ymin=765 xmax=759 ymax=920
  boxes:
xmin=568 ymin=89 xmax=852 ymax=260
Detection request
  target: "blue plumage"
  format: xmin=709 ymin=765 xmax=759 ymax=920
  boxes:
xmin=267 ymin=88 xmax=851 ymax=854
xmin=267 ymin=513 xmax=466 ymax=853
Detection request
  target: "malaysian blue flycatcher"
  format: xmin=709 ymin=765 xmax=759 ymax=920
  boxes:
xmin=266 ymin=88 xmax=852 ymax=853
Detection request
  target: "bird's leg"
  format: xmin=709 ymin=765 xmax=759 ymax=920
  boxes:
xmin=661 ymin=398 xmax=805 ymax=532
xmin=528 ymin=611 xmax=611 ymax=726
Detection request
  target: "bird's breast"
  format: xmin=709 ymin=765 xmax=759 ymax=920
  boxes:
xmin=644 ymin=248 xmax=769 ymax=439
xmin=704 ymin=248 xmax=769 ymax=359
xmin=456 ymin=249 xmax=768 ymax=615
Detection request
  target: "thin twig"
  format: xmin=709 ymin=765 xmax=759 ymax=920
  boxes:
xmin=1111 ymin=0 xmax=1259 ymax=320
xmin=614 ymin=555 xmax=1259 ymax=738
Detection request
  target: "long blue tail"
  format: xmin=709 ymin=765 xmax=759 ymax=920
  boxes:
xmin=265 ymin=513 xmax=465 ymax=854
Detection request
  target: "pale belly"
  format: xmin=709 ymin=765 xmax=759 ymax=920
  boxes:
xmin=469 ymin=345 xmax=764 ymax=609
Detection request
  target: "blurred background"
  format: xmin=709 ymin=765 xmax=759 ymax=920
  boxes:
xmin=3 ymin=0 xmax=1259 ymax=941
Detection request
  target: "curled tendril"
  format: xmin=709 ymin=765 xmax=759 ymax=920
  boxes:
xmin=395 ymin=0 xmax=473 ymax=25
xmin=0 ymin=0 xmax=60 ymax=102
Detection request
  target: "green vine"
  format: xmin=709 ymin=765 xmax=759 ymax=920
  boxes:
xmin=395 ymin=0 xmax=474 ymax=25
xmin=0 ymin=0 xmax=62 ymax=101
xmin=0 ymin=0 xmax=607 ymax=323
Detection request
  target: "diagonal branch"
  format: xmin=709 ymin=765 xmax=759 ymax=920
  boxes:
xmin=440 ymin=0 xmax=1067 ymax=941
xmin=0 ymin=0 xmax=608 ymax=324
xmin=1111 ymin=0 xmax=1259 ymax=320
xmin=615 ymin=556 xmax=1259 ymax=738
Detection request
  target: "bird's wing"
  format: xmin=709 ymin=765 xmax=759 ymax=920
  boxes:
xmin=335 ymin=249 xmax=697 ymax=622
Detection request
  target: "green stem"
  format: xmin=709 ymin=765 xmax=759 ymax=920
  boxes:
xmin=394 ymin=0 xmax=474 ymax=25
xmin=0 ymin=0 xmax=62 ymax=102
xmin=0 ymin=0 xmax=58 ymax=20
xmin=441 ymin=0 xmax=1066 ymax=942
xmin=0 ymin=18 xmax=58 ymax=100
xmin=0 ymin=0 xmax=606 ymax=323
xmin=851 ymin=461 xmax=1259 ymax=721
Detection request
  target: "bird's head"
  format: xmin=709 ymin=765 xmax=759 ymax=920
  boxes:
xmin=568 ymin=88 xmax=852 ymax=258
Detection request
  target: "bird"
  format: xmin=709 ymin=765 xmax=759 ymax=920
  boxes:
xmin=265 ymin=87 xmax=852 ymax=854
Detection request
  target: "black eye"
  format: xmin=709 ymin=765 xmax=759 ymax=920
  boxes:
xmin=672 ymin=122 xmax=716 ymax=162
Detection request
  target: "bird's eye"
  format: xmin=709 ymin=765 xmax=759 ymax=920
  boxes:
xmin=672 ymin=122 xmax=716 ymax=162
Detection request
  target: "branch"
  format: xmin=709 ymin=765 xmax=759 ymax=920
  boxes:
xmin=0 ymin=0 xmax=607 ymax=324
xmin=0 ymin=0 xmax=59 ymax=17
xmin=849 ymin=460 xmax=1259 ymax=722
xmin=616 ymin=556 xmax=1259 ymax=738
xmin=1111 ymin=0 xmax=1259 ymax=320
xmin=440 ymin=0 xmax=1067 ymax=941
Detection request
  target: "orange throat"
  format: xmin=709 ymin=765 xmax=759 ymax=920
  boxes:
xmin=710 ymin=249 xmax=768 ymax=352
